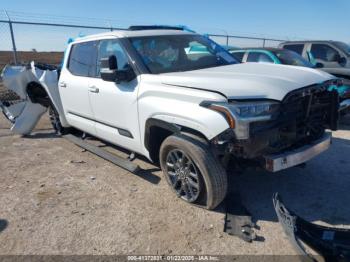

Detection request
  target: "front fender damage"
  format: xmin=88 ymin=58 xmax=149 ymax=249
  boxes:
xmin=0 ymin=62 xmax=66 ymax=135
xmin=273 ymin=193 xmax=350 ymax=262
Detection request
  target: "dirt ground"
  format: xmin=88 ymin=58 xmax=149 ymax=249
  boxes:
xmin=0 ymin=113 xmax=350 ymax=256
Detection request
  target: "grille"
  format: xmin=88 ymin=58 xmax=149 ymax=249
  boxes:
xmin=248 ymin=84 xmax=339 ymax=154
xmin=276 ymin=84 xmax=338 ymax=149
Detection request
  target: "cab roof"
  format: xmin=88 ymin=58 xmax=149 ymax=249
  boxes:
xmin=280 ymin=40 xmax=341 ymax=44
xmin=73 ymin=28 xmax=195 ymax=43
xmin=231 ymin=47 xmax=284 ymax=52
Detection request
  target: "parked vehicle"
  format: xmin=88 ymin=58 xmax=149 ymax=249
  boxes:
xmin=279 ymin=41 xmax=350 ymax=85
xmin=0 ymin=26 xmax=340 ymax=209
xmin=230 ymin=48 xmax=350 ymax=112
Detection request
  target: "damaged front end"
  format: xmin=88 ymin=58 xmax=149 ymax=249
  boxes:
xmin=273 ymin=193 xmax=350 ymax=262
xmin=211 ymin=82 xmax=339 ymax=172
xmin=0 ymin=62 xmax=66 ymax=135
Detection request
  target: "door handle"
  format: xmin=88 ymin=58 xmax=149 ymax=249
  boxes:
xmin=59 ymin=82 xmax=67 ymax=88
xmin=89 ymin=86 xmax=99 ymax=93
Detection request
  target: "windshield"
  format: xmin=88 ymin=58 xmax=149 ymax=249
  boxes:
xmin=129 ymin=34 xmax=237 ymax=74
xmin=333 ymin=41 xmax=350 ymax=56
xmin=273 ymin=49 xmax=314 ymax=67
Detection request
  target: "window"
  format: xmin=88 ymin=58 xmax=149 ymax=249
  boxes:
xmin=96 ymin=39 xmax=130 ymax=76
xmin=283 ymin=44 xmax=304 ymax=55
xmin=68 ymin=41 xmax=97 ymax=77
xmin=231 ymin=52 xmax=245 ymax=62
xmin=273 ymin=50 xmax=314 ymax=67
xmin=310 ymin=44 xmax=340 ymax=62
xmin=129 ymin=34 xmax=237 ymax=74
xmin=186 ymin=41 xmax=210 ymax=61
xmin=247 ymin=52 xmax=273 ymax=63
xmin=333 ymin=42 xmax=350 ymax=56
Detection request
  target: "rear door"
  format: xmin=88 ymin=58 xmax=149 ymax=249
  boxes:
xmin=59 ymin=41 xmax=98 ymax=135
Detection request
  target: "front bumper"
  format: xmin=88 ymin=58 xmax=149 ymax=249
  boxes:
xmin=264 ymin=132 xmax=331 ymax=172
xmin=273 ymin=193 xmax=350 ymax=262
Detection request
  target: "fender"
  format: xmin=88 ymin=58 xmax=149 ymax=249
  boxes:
xmin=1 ymin=63 xmax=69 ymax=135
xmin=149 ymin=113 xmax=227 ymax=141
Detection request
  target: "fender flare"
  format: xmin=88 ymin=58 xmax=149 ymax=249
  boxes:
xmin=144 ymin=118 xmax=181 ymax=152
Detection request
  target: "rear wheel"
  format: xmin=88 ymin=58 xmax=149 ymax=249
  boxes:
xmin=49 ymin=105 xmax=68 ymax=135
xmin=159 ymin=134 xmax=227 ymax=210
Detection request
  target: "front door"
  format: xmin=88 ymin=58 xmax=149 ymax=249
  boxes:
xmin=88 ymin=39 xmax=141 ymax=153
xmin=309 ymin=43 xmax=343 ymax=72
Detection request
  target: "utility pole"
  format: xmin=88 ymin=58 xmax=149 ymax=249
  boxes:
xmin=4 ymin=10 xmax=18 ymax=65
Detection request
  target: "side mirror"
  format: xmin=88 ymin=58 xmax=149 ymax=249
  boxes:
xmin=338 ymin=56 xmax=347 ymax=66
xmin=100 ymin=55 xmax=118 ymax=82
xmin=315 ymin=62 xmax=324 ymax=68
xmin=100 ymin=55 xmax=135 ymax=83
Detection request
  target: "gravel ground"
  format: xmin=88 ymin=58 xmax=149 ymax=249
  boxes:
xmin=0 ymin=113 xmax=349 ymax=256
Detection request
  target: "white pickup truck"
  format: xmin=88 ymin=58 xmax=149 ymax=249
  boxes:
xmin=0 ymin=26 xmax=339 ymax=209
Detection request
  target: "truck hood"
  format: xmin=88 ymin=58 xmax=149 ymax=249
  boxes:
xmin=161 ymin=63 xmax=336 ymax=101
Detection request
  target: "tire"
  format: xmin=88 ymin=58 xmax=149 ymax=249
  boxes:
xmin=159 ymin=134 xmax=227 ymax=210
xmin=49 ymin=105 xmax=68 ymax=135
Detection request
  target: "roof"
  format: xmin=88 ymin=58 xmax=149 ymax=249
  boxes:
xmin=73 ymin=29 xmax=195 ymax=43
xmin=280 ymin=40 xmax=339 ymax=44
xmin=231 ymin=47 xmax=284 ymax=52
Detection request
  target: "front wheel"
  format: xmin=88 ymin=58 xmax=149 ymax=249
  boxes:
xmin=159 ymin=134 xmax=227 ymax=210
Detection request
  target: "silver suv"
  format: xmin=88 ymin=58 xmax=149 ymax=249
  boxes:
xmin=279 ymin=41 xmax=350 ymax=84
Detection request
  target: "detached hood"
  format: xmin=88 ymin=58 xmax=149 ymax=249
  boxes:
xmin=161 ymin=63 xmax=336 ymax=101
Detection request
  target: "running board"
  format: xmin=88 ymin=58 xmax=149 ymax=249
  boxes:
xmin=64 ymin=134 xmax=140 ymax=173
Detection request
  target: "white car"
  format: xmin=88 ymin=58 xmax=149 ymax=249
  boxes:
xmin=0 ymin=26 xmax=340 ymax=209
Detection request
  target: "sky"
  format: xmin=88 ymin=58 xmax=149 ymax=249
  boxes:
xmin=1 ymin=0 xmax=349 ymax=51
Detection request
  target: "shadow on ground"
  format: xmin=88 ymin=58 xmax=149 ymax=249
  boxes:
xmin=0 ymin=219 xmax=8 ymax=233
xmin=23 ymin=132 xmax=58 ymax=139
xmin=226 ymin=135 xmax=350 ymax=227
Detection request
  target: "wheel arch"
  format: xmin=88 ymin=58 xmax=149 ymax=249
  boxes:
xmin=26 ymin=81 xmax=51 ymax=107
xmin=144 ymin=118 xmax=209 ymax=163
xmin=25 ymin=79 xmax=69 ymax=128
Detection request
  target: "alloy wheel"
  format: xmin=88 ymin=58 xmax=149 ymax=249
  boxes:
xmin=165 ymin=149 xmax=201 ymax=202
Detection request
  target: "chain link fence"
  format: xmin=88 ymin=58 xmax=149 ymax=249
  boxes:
xmin=207 ymin=34 xmax=284 ymax=49
xmin=0 ymin=21 xmax=14 ymax=71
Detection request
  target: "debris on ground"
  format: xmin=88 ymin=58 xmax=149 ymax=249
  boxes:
xmin=224 ymin=192 xmax=257 ymax=242
xmin=70 ymin=160 xmax=86 ymax=164
xmin=274 ymin=193 xmax=350 ymax=262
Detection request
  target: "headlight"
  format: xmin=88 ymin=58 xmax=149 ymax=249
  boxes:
xmin=201 ymin=100 xmax=280 ymax=139
xmin=229 ymin=101 xmax=280 ymax=118
xmin=201 ymin=100 xmax=280 ymax=120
